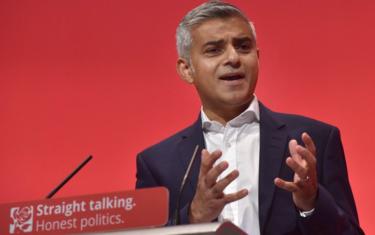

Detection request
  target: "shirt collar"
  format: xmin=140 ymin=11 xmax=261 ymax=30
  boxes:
xmin=201 ymin=95 xmax=260 ymax=132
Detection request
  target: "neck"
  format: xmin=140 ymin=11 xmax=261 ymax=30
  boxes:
xmin=203 ymin=99 xmax=253 ymax=125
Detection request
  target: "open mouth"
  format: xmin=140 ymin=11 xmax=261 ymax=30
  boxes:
xmin=219 ymin=72 xmax=245 ymax=81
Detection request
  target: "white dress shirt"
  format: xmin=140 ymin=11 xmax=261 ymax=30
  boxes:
xmin=201 ymin=96 xmax=260 ymax=235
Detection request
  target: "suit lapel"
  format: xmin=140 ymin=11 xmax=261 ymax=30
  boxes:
xmin=174 ymin=105 xmax=289 ymax=233
xmin=177 ymin=117 xmax=205 ymax=194
xmin=258 ymin=103 xmax=288 ymax=234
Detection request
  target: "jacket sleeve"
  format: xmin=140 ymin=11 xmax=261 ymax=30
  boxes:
xmin=298 ymin=127 xmax=364 ymax=235
xmin=136 ymin=153 xmax=191 ymax=226
xmin=135 ymin=153 xmax=158 ymax=188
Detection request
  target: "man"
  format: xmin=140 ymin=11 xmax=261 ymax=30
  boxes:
xmin=135 ymin=1 xmax=364 ymax=234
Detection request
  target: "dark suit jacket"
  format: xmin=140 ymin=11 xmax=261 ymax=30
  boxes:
xmin=136 ymin=103 xmax=363 ymax=235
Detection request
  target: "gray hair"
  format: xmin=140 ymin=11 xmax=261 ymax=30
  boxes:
xmin=176 ymin=0 xmax=256 ymax=61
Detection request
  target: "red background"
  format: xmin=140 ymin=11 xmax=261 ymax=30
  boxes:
xmin=0 ymin=0 xmax=373 ymax=234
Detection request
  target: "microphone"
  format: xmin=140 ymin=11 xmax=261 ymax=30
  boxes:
xmin=173 ymin=145 xmax=200 ymax=225
xmin=46 ymin=155 xmax=93 ymax=199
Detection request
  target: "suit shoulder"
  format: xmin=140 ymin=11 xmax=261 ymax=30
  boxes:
xmin=273 ymin=110 xmax=337 ymax=131
xmin=137 ymin=122 xmax=197 ymax=158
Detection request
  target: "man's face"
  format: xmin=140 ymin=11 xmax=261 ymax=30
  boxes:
xmin=179 ymin=16 xmax=259 ymax=111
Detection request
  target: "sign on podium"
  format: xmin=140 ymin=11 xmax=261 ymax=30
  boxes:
xmin=0 ymin=187 xmax=168 ymax=234
xmin=1 ymin=187 xmax=247 ymax=235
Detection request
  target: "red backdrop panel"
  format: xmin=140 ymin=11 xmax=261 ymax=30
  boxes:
xmin=0 ymin=0 xmax=373 ymax=234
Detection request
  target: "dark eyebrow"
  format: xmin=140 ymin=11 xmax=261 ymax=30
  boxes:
xmin=233 ymin=36 xmax=253 ymax=45
xmin=202 ymin=39 xmax=225 ymax=48
xmin=202 ymin=37 xmax=254 ymax=48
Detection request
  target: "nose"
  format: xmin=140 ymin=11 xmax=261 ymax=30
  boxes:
xmin=224 ymin=45 xmax=241 ymax=68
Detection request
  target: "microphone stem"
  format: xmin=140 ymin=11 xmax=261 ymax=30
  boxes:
xmin=173 ymin=145 xmax=199 ymax=225
xmin=46 ymin=155 xmax=93 ymax=199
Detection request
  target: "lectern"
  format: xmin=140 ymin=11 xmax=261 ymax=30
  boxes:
xmin=87 ymin=221 xmax=247 ymax=235
xmin=0 ymin=187 xmax=247 ymax=235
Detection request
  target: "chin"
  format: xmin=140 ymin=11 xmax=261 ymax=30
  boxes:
xmin=222 ymin=93 xmax=253 ymax=107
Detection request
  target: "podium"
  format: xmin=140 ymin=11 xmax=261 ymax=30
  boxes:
xmin=0 ymin=187 xmax=246 ymax=235
xmin=87 ymin=221 xmax=247 ymax=235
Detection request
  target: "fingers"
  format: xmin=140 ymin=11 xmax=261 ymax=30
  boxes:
xmin=296 ymin=145 xmax=316 ymax=168
xmin=274 ymin=177 xmax=298 ymax=192
xmin=190 ymin=148 xmax=248 ymax=223
xmin=294 ymin=132 xmax=316 ymax=165
xmin=286 ymin=157 xmax=309 ymax=181
xmin=281 ymin=134 xmax=318 ymax=189
xmin=302 ymin=132 xmax=316 ymax=156
xmin=211 ymin=170 xmax=239 ymax=196
xmin=205 ymin=161 xmax=229 ymax=187
xmin=287 ymin=133 xmax=317 ymax=180
xmin=275 ymin=133 xmax=318 ymax=211
xmin=277 ymin=134 xmax=317 ymax=182
xmin=289 ymin=140 xmax=304 ymax=165
xmin=288 ymin=139 xmax=299 ymax=158
xmin=199 ymin=149 xmax=222 ymax=176
xmin=199 ymin=149 xmax=246 ymax=201
xmin=222 ymin=189 xmax=248 ymax=203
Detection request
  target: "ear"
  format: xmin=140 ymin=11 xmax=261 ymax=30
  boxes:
xmin=176 ymin=58 xmax=194 ymax=84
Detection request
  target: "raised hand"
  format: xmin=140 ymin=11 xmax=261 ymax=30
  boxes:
xmin=189 ymin=149 xmax=248 ymax=223
xmin=274 ymin=132 xmax=318 ymax=211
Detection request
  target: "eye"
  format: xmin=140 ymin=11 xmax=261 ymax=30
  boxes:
xmin=236 ymin=42 xmax=252 ymax=52
xmin=235 ymin=40 xmax=253 ymax=53
xmin=204 ymin=47 xmax=223 ymax=56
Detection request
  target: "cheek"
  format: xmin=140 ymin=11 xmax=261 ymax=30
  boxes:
xmin=245 ymin=59 xmax=259 ymax=76
xmin=192 ymin=61 xmax=218 ymax=81
xmin=249 ymin=65 xmax=259 ymax=78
